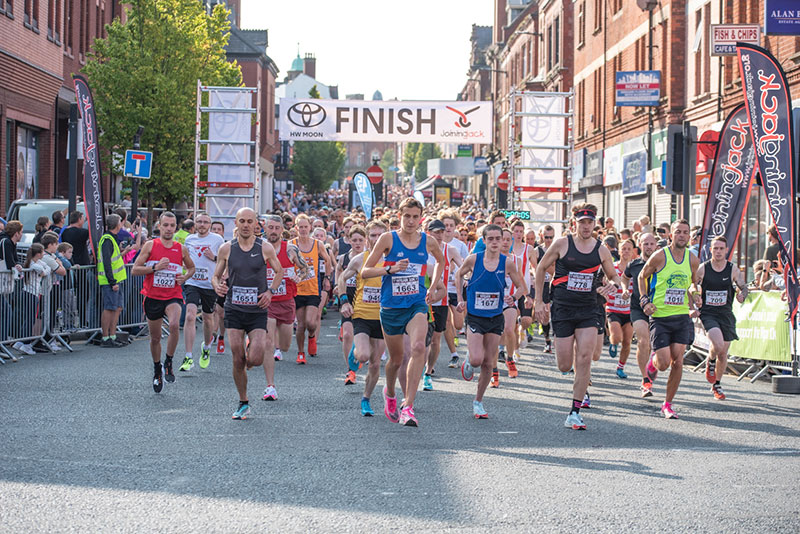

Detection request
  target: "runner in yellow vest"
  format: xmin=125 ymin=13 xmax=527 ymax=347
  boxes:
xmin=637 ymin=219 xmax=701 ymax=419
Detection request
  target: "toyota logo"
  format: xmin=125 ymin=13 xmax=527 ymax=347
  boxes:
xmin=287 ymin=102 xmax=327 ymax=127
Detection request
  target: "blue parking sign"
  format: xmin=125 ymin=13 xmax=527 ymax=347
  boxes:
xmin=124 ymin=150 xmax=153 ymax=179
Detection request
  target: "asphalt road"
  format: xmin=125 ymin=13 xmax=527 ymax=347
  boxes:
xmin=1 ymin=311 xmax=799 ymax=533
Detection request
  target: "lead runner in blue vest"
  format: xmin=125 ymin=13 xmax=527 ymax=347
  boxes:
xmin=534 ymin=204 xmax=622 ymax=431
xmin=361 ymin=197 xmax=445 ymax=428
xmin=455 ymin=224 xmax=527 ymax=419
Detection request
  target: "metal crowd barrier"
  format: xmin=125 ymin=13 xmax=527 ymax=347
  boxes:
xmin=2 ymin=263 xmax=153 ymax=361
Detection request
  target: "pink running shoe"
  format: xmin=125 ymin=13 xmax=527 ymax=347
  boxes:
xmin=398 ymin=406 xmax=418 ymax=427
xmin=646 ymin=355 xmax=659 ymax=383
xmin=661 ymin=402 xmax=679 ymax=419
xmin=383 ymin=386 xmax=399 ymax=423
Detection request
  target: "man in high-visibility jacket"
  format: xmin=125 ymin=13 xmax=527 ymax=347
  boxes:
xmin=98 ymin=213 xmax=127 ymax=348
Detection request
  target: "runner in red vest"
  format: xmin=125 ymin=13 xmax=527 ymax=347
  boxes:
xmin=132 ymin=211 xmax=195 ymax=393
xmin=262 ymin=214 xmax=308 ymax=401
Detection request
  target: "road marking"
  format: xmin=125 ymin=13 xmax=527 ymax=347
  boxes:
xmin=381 ymin=492 xmax=395 ymax=496
xmin=498 ymin=431 xmax=518 ymax=434
xmin=325 ymin=334 xmax=337 ymax=337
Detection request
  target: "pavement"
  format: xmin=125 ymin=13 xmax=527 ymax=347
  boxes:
xmin=1 ymin=311 xmax=799 ymax=533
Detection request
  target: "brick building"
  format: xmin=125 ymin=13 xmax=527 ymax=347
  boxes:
xmin=0 ymin=1 xmax=124 ymax=216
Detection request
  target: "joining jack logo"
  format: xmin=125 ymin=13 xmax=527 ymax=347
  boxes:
xmin=446 ymin=105 xmax=480 ymax=128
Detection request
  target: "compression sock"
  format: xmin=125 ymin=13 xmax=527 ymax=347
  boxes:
xmin=571 ymin=399 xmax=582 ymax=414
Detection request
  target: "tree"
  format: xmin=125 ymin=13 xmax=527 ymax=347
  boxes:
xmin=83 ymin=0 xmax=241 ymax=215
xmin=290 ymin=85 xmax=345 ymax=192
xmin=402 ymin=142 xmax=419 ymax=177
xmin=413 ymin=143 xmax=442 ymax=181
xmin=380 ymin=148 xmax=396 ymax=182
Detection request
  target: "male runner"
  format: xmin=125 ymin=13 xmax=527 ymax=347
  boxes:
xmin=439 ymin=210 xmax=468 ymax=367
xmin=336 ymin=225 xmax=366 ymax=384
xmin=535 ymin=225 xmax=555 ymax=352
xmin=621 ymin=233 xmax=658 ymax=396
xmin=534 ymin=204 xmax=621 ymax=430
xmin=606 ymin=238 xmax=635 ymax=379
xmin=210 ymin=220 xmax=227 ymax=354
xmin=292 ymin=214 xmax=332 ymax=364
xmin=131 ymin=212 xmax=195 ymax=392
xmin=693 ymin=236 xmax=747 ymax=400
xmin=457 ymin=224 xmax=526 ymax=418
xmin=497 ymin=228 xmax=521 ymax=382
xmin=180 ymin=212 xmax=224 ymax=371
xmin=510 ymin=220 xmax=536 ymax=358
xmin=338 ymin=220 xmax=388 ymax=415
xmin=361 ymin=197 xmax=445 ymax=427
xmin=263 ymin=214 xmax=308 ymax=400
xmin=422 ymin=218 xmax=462 ymax=391
xmin=638 ymin=219 xmax=701 ymax=419
xmin=212 ymin=208 xmax=283 ymax=419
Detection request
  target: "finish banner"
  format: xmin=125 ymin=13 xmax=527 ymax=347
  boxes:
xmin=72 ymin=74 xmax=105 ymax=255
xmin=353 ymin=172 xmax=373 ymax=220
xmin=698 ymin=104 xmax=756 ymax=263
xmin=737 ymin=43 xmax=800 ymax=320
xmin=278 ymin=99 xmax=492 ymax=144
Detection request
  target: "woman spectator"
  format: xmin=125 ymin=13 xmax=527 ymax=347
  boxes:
xmin=32 ymin=216 xmax=51 ymax=244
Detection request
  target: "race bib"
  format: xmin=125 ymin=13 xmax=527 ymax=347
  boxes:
xmin=475 ymin=291 xmax=500 ymax=310
xmin=346 ymin=275 xmax=357 ymax=288
xmin=192 ymin=267 xmax=208 ymax=282
xmin=392 ymin=275 xmax=419 ymax=296
xmin=567 ymin=272 xmax=593 ymax=293
xmin=153 ymin=269 xmax=176 ymax=288
xmin=362 ymin=286 xmax=381 ymax=303
xmin=272 ymin=278 xmax=287 ymax=296
xmin=300 ymin=265 xmax=315 ymax=281
xmin=231 ymin=286 xmax=258 ymax=306
xmin=395 ymin=262 xmax=424 ymax=277
xmin=614 ymin=295 xmax=630 ymax=307
xmin=705 ymin=290 xmax=727 ymax=306
xmin=664 ymin=288 xmax=685 ymax=306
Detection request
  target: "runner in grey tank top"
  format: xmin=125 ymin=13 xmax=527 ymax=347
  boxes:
xmin=225 ymin=237 xmax=268 ymax=313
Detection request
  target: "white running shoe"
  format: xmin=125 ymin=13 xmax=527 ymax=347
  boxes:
xmin=262 ymin=385 xmax=277 ymax=401
xmin=381 ymin=351 xmax=388 ymax=362
xmin=274 ymin=349 xmax=283 ymax=362
xmin=473 ymin=400 xmax=488 ymax=419
xmin=564 ymin=412 xmax=586 ymax=430
xmin=18 ymin=343 xmax=35 ymax=356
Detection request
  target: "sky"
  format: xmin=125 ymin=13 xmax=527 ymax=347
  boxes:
xmin=240 ymin=0 xmax=494 ymax=101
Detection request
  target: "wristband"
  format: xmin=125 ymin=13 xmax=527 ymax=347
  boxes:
xmin=639 ymin=296 xmax=650 ymax=306
xmin=385 ymin=265 xmax=392 ymax=275
xmin=340 ymin=294 xmax=348 ymax=304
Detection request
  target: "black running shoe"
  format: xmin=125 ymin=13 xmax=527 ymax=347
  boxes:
xmin=498 ymin=350 xmax=506 ymax=363
xmin=153 ymin=371 xmax=163 ymax=393
xmin=163 ymin=358 xmax=175 ymax=383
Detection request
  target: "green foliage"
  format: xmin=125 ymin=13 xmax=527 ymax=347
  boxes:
xmin=290 ymin=85 xmax=345 ymax=192
xmin=413 ymin=144 xmax=442 ymax=181
xmin=380 ymin=148 xmax=395 ymax=182
xmin=402 ymin=142 xmax=419 ymax=177
xmin=83 ymin=0 xmax=242 ymax=208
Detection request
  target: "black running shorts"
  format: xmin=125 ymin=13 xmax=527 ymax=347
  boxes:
xmin=143 ymin=297 xmax=183 ymax=321
xmin=224 ymin=308 xmax=268 ymax=333
xmin=431 ymin=305 xmax=448 ymax=333
xmin=701 ymin=312 xmax=738 ymax=342
xmin=607 ymin=312 xmax=631 ymax=326
xmin=466 ymin=313 xmax=504 ymax=336
xmin=353 ymin=318 xmax=383 ymax=340
xmin=649 ymin=315 xmax=695 ymax=351
xmin=184 ymin=285 xmax=217 ymax=314
xmin=551 ymin=303 xmax=601 ymax=338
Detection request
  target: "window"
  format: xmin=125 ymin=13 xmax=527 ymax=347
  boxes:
xmin=546 ymin=24 xmax=552 ymax=72
xmin=47 ymin=0 xmax=60 ymax=42
xmin=24 ymin=0 xmax=38 ymax=29
xmin=693 ymin=9 xmax=702 ymax=96
xmin=593 ymin=0 xmax=602 ymax=33
xmin=612 ymin=0 xmax=622 ymax=14
xmin=554 ymin=16 xmax=560 ymax=68
xmin=3 ymin=0 xmax=12 ymax=18
xmin=593 ymin=69 xmax=601 ymax=130
xmin=577 ymin=81 xmax=585 ymax=137
xmin=65 ymin=0 xmax=72 ymax=52
xmin=578 ymin=2 xmax=585 ymax=47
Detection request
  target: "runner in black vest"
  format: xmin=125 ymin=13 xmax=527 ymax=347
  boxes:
xmin=213 ymin=208 xmax=283 ymax=420
xmin=534 ymin=204 xmax=621 ymax=431
xmin=534 ymin=224 xmax=555 ymax=352
xmin=621 ymin=232 xmax=658 ymax=397
xmin=692 ymin=236 xmax=747 ymax=401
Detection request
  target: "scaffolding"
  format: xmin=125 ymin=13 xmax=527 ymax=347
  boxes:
xmin=507 ymin=90 xmax=574 ymax=232
xmin=194 ymin=81 xmax=261 ymax=238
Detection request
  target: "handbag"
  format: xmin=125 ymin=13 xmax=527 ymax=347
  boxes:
xmin=0 ymin=238 xmax=14 ymax=295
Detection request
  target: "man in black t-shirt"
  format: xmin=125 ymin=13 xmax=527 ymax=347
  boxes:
xmin=60 ymin=211 xmax=91 ymax=265
xmin=764 ymin=225 xmax=780 ymax=265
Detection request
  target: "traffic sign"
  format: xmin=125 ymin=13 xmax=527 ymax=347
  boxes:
xmin=496 ymin=172 xmax=509 ymax=191
xmin=124 ymin=150 xmax=153 ymax=179
xmin=366 ymin=165 xmax=384 ymax=184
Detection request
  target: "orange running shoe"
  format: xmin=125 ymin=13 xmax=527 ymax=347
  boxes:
xmin=490 ymin=371 xmax=500 ymax=388
xmin=507 ymin=360 xmax=518 ymax=378
xmin=641 ymin=378 xmax=653 ymax=398
xmin=345 ymin=370 xmax=356 ymax=385
xmin=712 ymin=383 xmax=726 ymax=400
xmin=309 ymin=336 xmax=317 ymax=357
xmin=216 ymin=336 xmax=225 ymax=354
xmin=296 ymin=352 xmax=307 ymax=365
xmin=705 ymin=358 xmax=717 ymax=384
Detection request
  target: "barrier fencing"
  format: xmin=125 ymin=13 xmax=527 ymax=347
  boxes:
xmin=1 ymin=264 xmax=152 ymax=363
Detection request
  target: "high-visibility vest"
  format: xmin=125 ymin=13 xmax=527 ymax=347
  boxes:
xmin=97 ymin=233 xmax=127 ymax=286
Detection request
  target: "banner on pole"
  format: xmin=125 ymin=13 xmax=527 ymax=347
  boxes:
xmin=737 ymin=43 xmax=800 ymax=320
xmin=72 ymin=75 xmax=105 ymax=255
xmin=278 ymin=99 xmax=492 ymax=144
xmin=353 ymin=172 xmax=373 ymax=220
xmin=698 ymin=104 xmax=756 ymax=262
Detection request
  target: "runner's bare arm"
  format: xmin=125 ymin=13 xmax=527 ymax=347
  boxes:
xmin=317 ymin=239 xmax=333 ymax=279
xmin=534 ymin=237 xmax=566 ymax=306
xmin=507 ymin=261 xmax=527 ymax=302
xmin=621 ymin=274 xmax=632 ymax=300
xmin=130 ymin=240 xmax=154 ymax=276
xmin=336 ymin=252 xmax=363 ymax=297
xmin=449 ymin=246 xmax=464 ymax=269
xmin=361 ymin=233 xmax=394 ymax=279
xmin=638 ymin=250 xmax=666 ymax=315
xmin=599 ymin=246 xmax=622 ymax=287
xmin=287 ymin=243 xmax=308 ymax=279
xmin=263 ymin=240 xmax=284 ymax=294
xmin=177 ymin=246 xmax=196 ymax=284
xmin=454 ymin=254 xmax=476 ymax=312
xmin=212 ymin=243 xmax=230 ymax=297
xmin=427 ymin=236 xmax=446 ymax=287
xmin=689 ymin=253 xmax=702 ymax=308
xmin=691 ymin=263 xmax=705 ymax=298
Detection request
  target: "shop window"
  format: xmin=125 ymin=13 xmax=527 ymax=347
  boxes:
xmin=15 ymin=126 xmax=39 ymax=201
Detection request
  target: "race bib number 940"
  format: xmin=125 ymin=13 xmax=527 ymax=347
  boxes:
xmin=362 ymin=286 xmax=381 ymax=303
xmin=392 ymin=275 xmax=419 ymax=296
xmin=231 ymin=286 xmax=258 ymax=306
xmin=567 ymin=272 xmax=593 ymax=293
xmin=664 ymin=288 xmax=685 ymax=306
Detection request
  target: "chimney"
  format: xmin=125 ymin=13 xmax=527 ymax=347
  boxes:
xmin=303 ymin=53 xmax=316 ymax=79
